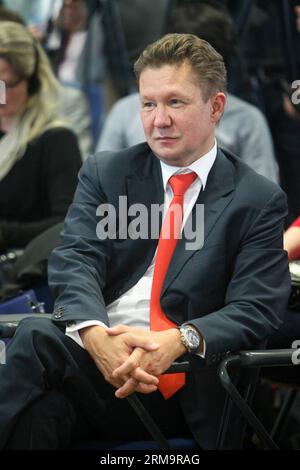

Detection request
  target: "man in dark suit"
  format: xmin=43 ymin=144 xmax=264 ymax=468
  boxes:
xmin=0 ymin=33 xmax=290 ymax=449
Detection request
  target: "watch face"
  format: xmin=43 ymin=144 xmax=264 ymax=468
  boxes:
xmin=186 ymin=329 xmax=200 ymax=348
xmin=181 ymin=326 xmax=200 ymax=353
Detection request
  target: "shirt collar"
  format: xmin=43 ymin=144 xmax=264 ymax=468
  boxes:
xmin=159 ymin=140 xmax=217 ymax=192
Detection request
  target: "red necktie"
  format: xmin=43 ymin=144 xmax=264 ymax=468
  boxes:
xmin=150 ymin=172 xmax=197 ymax=399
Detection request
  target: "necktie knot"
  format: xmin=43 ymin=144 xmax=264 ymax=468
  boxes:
xmin=168 ymin=172 xmax=197 ymax=196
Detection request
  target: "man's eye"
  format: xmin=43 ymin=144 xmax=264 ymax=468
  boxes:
xmin=143 ymin=102 xmax=155 ymax=109
xmin=170 ymin=99 xmax=183 ymax=107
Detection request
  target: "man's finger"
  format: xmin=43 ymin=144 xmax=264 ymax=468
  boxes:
xmin=115 ymin=377 xmax=138 ymax=398
xmin=106 ymin=324 xmax=130 ymax=336
xmin=112 ymin=347 xmax=157 ymax=381
xmin=112 ymin=348 xmax=143 ymax=377
xmin=106 ymin=327 xmax=160 ymax=352
xmin=124 ymin=332 xmax=159 ymax=351
xmin=115 ymin=378 xmax=158 ymax=398
xmin=130 ymin=366 xmax=159 ymax=385
xmin=114 ymin=364 xmax=158 ymax=385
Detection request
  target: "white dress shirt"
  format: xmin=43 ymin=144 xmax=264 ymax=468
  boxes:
xmin=66 ymin=142 xmax=217 ymax=349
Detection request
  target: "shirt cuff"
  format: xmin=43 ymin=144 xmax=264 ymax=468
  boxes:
xmin=197 ymin=338 xmax=206 ymax=358
xmin=65 ymin=320 xmax=108 ymax=348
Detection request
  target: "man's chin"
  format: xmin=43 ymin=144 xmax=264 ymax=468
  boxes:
xmin=153 ymin=151 xmax=181 ymax=165
xmin=149 ymin=143 xmax=179 ymax=163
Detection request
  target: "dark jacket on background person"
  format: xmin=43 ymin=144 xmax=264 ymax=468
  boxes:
xmin=0 ymin=127 xmax=81 ymax=251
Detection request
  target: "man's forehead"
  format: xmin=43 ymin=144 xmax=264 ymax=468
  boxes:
xmin=139 ymin=60 xmax=193 ymax=77
xmin=139 ymin=62 xmax=202 ymax=96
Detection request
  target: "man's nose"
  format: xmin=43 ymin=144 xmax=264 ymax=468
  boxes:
xmin=153 ymin=105 xmax=171 ymax=127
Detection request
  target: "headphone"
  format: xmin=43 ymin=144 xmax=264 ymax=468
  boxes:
xmin=27 ymin=40 xmax=40 ymax=96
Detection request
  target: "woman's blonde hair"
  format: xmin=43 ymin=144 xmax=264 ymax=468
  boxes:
xmin=0 ymin=21 xmax=67 ymax=180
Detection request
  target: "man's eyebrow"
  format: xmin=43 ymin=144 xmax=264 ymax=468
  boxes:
xmin=140 ymin=90 xmax=189 ymax=100
xmin=140 ymin=95 xmax=153 ymax=100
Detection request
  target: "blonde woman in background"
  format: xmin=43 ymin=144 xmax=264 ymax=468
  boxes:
xmin=0 ymin=21 xmax=82 ymax=253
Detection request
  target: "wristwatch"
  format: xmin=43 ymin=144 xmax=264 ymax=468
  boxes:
xmin=179 ymin=324 xmax=201 ymax=354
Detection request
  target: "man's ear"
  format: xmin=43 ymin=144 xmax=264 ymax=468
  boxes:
xmin=210 ymin=92 xmax=227 ymax=123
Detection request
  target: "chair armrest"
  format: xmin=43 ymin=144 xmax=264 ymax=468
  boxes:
xmin=218 ymin=349 xmax=300 ymax=449
xmin=220 ymin=349 xmax=297 ymax=370
xmin=0 ymin=313 xmax=52 ymax=338
xmin=165 ymin=361 xmax=191 ymax=374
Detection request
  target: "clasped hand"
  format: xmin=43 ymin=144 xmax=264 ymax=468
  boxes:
xmin=81 ymin=324 xmax=184 ymax=399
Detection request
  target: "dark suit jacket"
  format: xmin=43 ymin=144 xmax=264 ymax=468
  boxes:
xmin=48 ymin=143 xmax=290 ymax=448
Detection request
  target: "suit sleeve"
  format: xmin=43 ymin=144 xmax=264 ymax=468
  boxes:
xmin=48 ymin=154 xmax=111 ymax=325
xmin=189 ymin=188 xmax=291 ymax=366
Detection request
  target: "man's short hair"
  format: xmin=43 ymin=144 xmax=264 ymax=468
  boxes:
xmin=134 ymin=33 xmax=227 ymax=102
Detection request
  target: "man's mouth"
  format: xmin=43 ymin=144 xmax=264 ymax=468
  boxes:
xmin=154 ymin=136 xmax=178 ymax=141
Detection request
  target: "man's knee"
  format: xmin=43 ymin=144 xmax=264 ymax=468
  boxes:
xmin=12 ymin=317 xmax=63 ymax=343
xmin=6 ymin=317 xmax=65 ymax=361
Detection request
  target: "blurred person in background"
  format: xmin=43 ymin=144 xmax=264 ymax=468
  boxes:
xmin=44 ymin=0 xmax=106 ymax=145
xmin=0 ymin=3 xmax=93 ymax=159
xmin=0 ymin=21 xmax=82 ymax=253
xmin=238 ymin=0 xmax=300 ymax=224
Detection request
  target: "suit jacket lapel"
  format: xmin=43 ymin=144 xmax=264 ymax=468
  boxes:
xmin=162 ymin=148 xmax=236 ymax=296
xmin=126 ymin=149 xmax=164 ymax=242
xmin=124 ymin=147 xmax=236 ymax=306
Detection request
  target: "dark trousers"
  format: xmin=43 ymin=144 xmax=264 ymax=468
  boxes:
xmin=0 ymin=317 xmax=191 ymax=449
